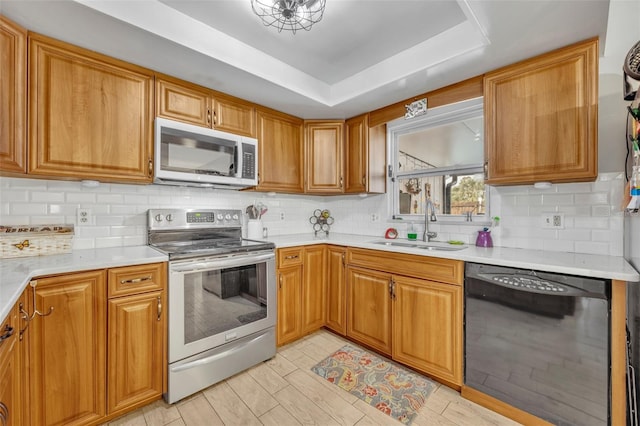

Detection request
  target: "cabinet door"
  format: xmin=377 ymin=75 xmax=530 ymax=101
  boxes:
xmin=325 ymin=246 xmax=346 ymax=335
xmin=156 ymin=77 xmax=212 ymax=128
xmin=392 ymin=276 xmax=462 ymax=385
xmin=277 ymin=266 xmax=302 ymax=346
xmin=29 ymin=270 xmax=107 ymax=426
xmin=0 ymin=299 xmax=20 ymax=426
xmin=345 ymin=114 xmax=386 ymax=194
xmin=484 ymin=38 xmax=598 ymax=185
xmin=213 ymin=94 xmax=256 ymax=137
xmin=28 ymin=34 xmax=154 ymax=183
xmin=301 ymin=245 xmax=326 ymax=333
xmin=0 ymin=16 xmax=26 ymax=174
xmin=346 ymin=266 xmax=392 ymax=355
xmin=256 ymin=109 xmax=304 ymax=193
xmin=305 ymin=121 xmax=344 ymax=193
xmin=108 ymin=291 xmax=164 ymax=415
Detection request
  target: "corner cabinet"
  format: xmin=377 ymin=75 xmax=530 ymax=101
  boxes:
xmin=0 ymin=16 xmax=27 ymax=175
xmin=28 ymin=33 xmax=154 ymax=183
xmin=344 ymin=114 xmax=386 ymax=194
xmin=484 ymin=38 xmax=598 ymax=185
xmin=305 ymin=121 xmax=344 ymax=193
xmin=256 ymin=109 xmax=304 ymax=193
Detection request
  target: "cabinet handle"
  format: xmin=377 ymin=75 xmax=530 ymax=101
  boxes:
xmin=483 ymin=161 xmax=488 ymax=179
xmin=120 ymin=276 xmax=152 ymax=285
xmin=279 ymin=274 xmax=283 ymax=289
xmin=207 ymin=108 xmax=212 ymax=125
xmin=284 ymin=255 xmax=299 ymax=260
xmin=390 ymin=278 xmax=396 ymax=300
xmin=157 ymin=296 xmax=162 ymax=321
xmin=0 ymin=401 xmax=8 ymax=426
xmin=0 ymin=325 xmax=14 ymax=344
xmin=213 ymin=110 xmax=217 ymax=126
xmin=362 ymin=175 xmax=366 ymax=186
xmin=340 ymin=176 xmax=343 ymax=187
xmin=341 ymin=253 xmax=345 ymax=267
xmin=148 ymin=158 xmax=153 ymax=178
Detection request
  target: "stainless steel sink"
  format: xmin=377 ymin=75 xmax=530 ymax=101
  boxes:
xmin=371 ymin=240 xmax=468 ymax=251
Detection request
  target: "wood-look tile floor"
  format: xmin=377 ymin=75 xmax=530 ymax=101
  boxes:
xmin=108 ymin=330 xmax=522 ymax=426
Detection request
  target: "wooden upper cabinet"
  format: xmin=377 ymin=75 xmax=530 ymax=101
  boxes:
xmin=484 ymin=38 xmax=598 ymax=185
xmin=256 ymin=109 xmax=304 ymax=192
xmin=305 ymin=120 xmax=344 ymax=193
xmin=0 ymin=16 xmax=27 ymax=174
xmin=28 ymin=33 xmax=154 ymax=183
xmin=345 ymin=113 xmax=386 ymax=194
xmin=156 ymin=76 xmax=212 ymax=128
xmin=212 ymin=93 xmax=256 ymax=138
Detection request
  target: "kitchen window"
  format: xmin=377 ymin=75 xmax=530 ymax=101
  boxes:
xmin=387 ymin=97 xmax=487 ymax=221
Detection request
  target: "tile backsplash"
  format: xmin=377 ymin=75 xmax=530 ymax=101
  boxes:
xmin=0 ymin=173 xmax=626 ymax=256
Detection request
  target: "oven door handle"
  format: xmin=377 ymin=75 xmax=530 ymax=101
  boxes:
xmin=170 ymin=332 xmax=270 ymax=373
xmin=171 ymin=252 xmax=274 ymax=273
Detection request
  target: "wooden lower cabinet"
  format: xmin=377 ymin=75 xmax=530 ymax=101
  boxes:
xmin=0 ymin=296 xmax=22 ymax=426
xmin=325 ymin=246 xmax=346 ymax=335
xmin=28 ymin=270 xmax=107 ymax=426
xmin=346 ymin=266 xmax=392 ymax=355
xmin=276 ymin=245 xmax=326 ymax=345
xmin=392 ymin=276 xmax=462 ymax=385
xmin=107 ymin=290 xmax=164 ymax=415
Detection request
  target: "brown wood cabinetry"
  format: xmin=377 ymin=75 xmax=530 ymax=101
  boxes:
xmin=28 ymin=270 xmax=107 ymax=426
xmin=156 ymin=76 xmax=256 ymax=137
xmin=346 ymin=248 xmax=463 ymax=386
xmin=0 ymin=296 xmax=22 ymax=426
xmin=325 ymin=245 xmax=347 ymax=335
xmin=276 ymin=245 xmax=326 ymax=345
xmin=344 ymin=114 xmax=386 ymax=194
xmin=107 ymin=263 xmax=166 ymax=416
xmin=305 ymin=121 xmax=344 ymax=193
xmin=0 ymin=16 xmax=27 ymax=174
xmin=28 ymin=33 xmax=154 ymax=183
xmin=484 ymin=38 xmax=598 ymax=185
xmin=393 ymin=276 xmax=462 ymax=385
xmin=256 ymin=109 xmax=304 ymax=193
xmin=346 ymin=266 xmax=392 ymax=355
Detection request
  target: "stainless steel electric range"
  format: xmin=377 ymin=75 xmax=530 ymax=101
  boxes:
xmin=148 ymin=208 xmax=276 ymax=404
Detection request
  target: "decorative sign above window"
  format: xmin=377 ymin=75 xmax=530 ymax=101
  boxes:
xmin=404 ymin=98 xmax=427 ymax=120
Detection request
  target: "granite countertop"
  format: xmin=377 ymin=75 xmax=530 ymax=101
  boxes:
xmin=263 ymin=233 xmax=640 ymax=282
xmin=2 ymin=235 xmax=638 ymax=324
xmin=0 ymin=246 xmax=167 ymax=323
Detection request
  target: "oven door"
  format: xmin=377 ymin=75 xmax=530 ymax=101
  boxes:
xmin=168 ymin=250 xmax=275 ymax=363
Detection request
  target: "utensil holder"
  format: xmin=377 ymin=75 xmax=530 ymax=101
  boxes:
xmin=247 ymin=219 xmax=263 ymax=240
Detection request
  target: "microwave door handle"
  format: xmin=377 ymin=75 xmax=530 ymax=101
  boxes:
xmin=172 ymin=252 xmax=274 ymax=273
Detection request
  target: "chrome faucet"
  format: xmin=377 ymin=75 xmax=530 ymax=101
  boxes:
xmin=423 ymin=198 xmax=438 ymax=242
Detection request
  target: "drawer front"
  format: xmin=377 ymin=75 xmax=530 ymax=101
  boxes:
xmin=277 ymin=247 xmax=303 ymax=268
xmin=108 ymin=262 xmax=166 ymax=298
xmin=347 ymin=248 xmax=463 ymax=285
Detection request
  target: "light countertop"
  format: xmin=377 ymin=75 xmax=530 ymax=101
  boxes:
xmin=2 ymin=236 xmax=638 ymax=324
xmin=0 ymin=246 xmax=167 ymax=323
xmin=263 ymin=233 xmax=640 ymax=282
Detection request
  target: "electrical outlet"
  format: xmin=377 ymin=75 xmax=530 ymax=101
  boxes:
xmin=542 ymin=212 xmax=564 ymax=229
xmin=370 ymin=213 xmax=379 ymax=222
xmin=76 ymin=208 xmax=92 ymax=226
xmin=280 ymin=212 xmax=285 ymax=221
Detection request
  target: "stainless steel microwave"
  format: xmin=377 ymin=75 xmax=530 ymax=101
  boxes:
xmin=154 ymin=117 xmax=258 ymax=188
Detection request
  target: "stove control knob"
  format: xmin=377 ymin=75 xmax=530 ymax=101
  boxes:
xmin=225 ymin=214 xmax=231 ymax=221
xmin=166 ymin=214 xmax=174 ymax=222
xmin=217 ymin=214 xmax=224 ymax=221
xmin=155 ymin=214 xmax=163 ymax=222
xmin=232 ymin=214 xmax=239 ymax=220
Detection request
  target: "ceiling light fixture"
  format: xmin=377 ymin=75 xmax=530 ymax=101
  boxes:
xmin=251 ymin=0 xmax=326 ymax=34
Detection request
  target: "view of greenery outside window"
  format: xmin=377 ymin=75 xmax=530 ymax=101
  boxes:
xmin=388 ymin=98 xmax=487 ymax=220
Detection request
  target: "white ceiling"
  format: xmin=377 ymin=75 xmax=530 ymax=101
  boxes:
xmin=1 ymin=0 xmax=612 ymax=119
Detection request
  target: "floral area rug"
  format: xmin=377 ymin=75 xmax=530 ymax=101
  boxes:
xmin=311 ymin=344 xmax=435 ymax=425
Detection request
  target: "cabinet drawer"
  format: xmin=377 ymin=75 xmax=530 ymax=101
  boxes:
xmin=108 ymin=263 xmax=166 ymax=298
xmin=347 ymin=248 xmax=463 ymax=285
xmin=277 ymin=247 xmax=303 ymax=268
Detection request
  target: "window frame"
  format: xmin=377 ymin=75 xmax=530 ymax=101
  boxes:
xmin=386 ymin=97 xmax=489 ymax=223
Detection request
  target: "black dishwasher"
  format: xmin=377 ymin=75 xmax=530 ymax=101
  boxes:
xmin=465 ymin=262 xmax=610 ymax=426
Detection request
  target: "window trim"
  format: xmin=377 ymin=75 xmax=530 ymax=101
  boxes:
xmin=386 ymin=97 xmax=488 ymax=222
